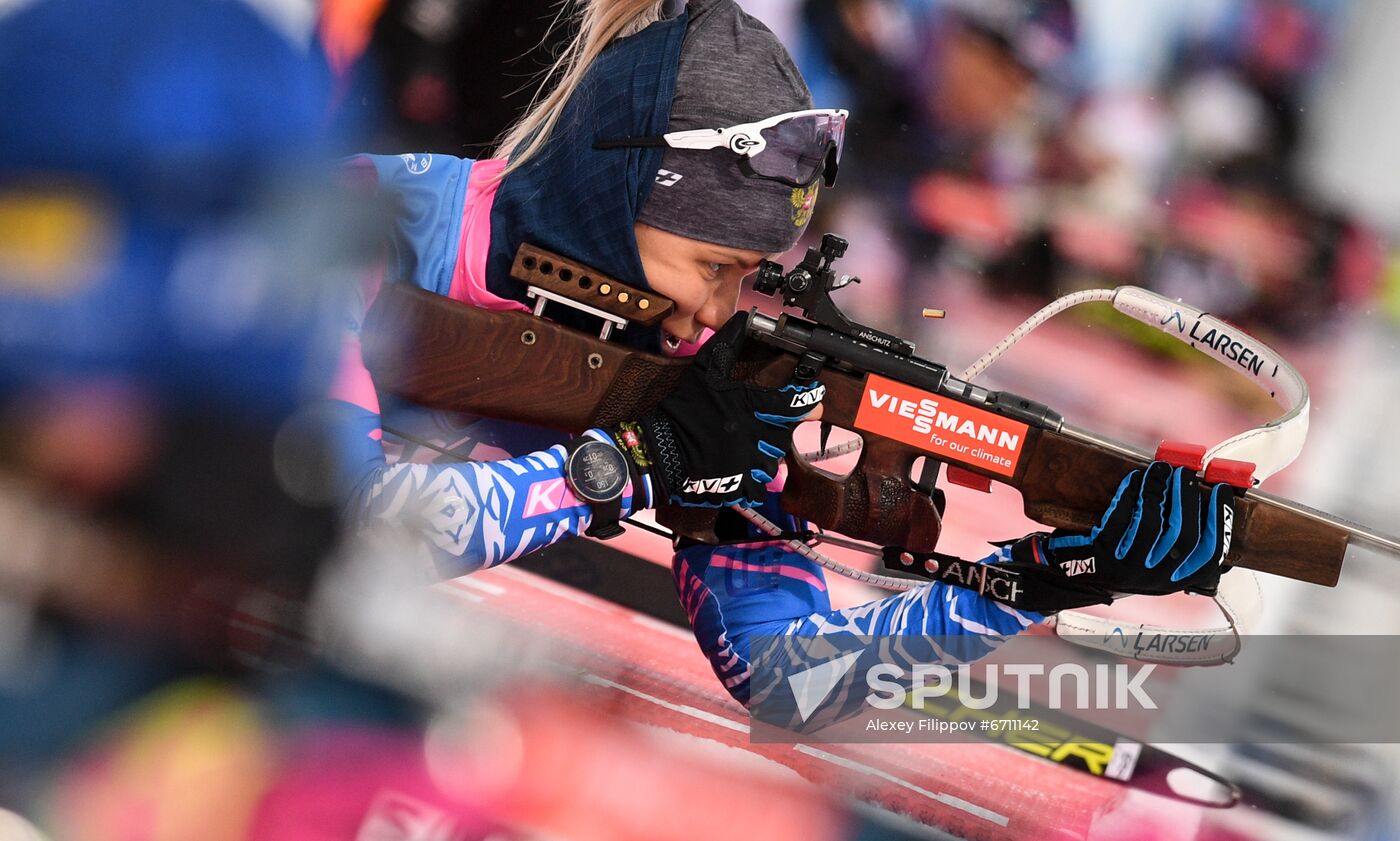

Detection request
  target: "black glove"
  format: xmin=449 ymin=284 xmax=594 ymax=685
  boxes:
xmin=616 ymin=313 xmax=823 ymax=508
xmin=1000 ymin=461 xmax=1236 ymax=612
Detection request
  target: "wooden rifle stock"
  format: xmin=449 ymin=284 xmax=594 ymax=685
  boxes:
xmin=362 ymin=281 xmax=1347 ymax=587
xmin=361 ymin=284 xmax=687 ymax=428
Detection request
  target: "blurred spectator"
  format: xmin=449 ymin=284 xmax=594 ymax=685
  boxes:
xmin=794 ymin=0 xmax=1079 ymax=333
xmin=796 ymin=0 xmax=1387 ymax=342
xmin=324 ymin=0 xmax=578 ymax=155
xmin=1052 ymin=0 xmax=1383 ymax=339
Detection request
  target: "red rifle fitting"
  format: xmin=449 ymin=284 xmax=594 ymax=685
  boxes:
xmin=1204 ymin=458 xmax=1256 ymax=489
xmin=1155 ymin=440 xmax=1208 ymax=472
xmin=946 ymin=465 xmax=992 ymax=493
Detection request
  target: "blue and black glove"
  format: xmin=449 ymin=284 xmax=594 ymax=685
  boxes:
xmin=1000 ymin=461 xmax=1236 ymax=612
xmin=623 ymin=313 xmax=823 ymax=508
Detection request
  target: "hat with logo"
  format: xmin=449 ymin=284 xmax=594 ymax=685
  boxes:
xmin=634 ymin=0 xmax=822 ymax=255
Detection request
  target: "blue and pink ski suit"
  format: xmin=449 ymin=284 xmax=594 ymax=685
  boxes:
xmin=333 ymin=152 xmax=1040 ymax=705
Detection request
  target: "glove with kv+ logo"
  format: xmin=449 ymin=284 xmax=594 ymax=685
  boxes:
xmin=1000 ymin=460 xmax=1236 ymax=611
xmin=617 ymin=313 xmax=824 ymax=508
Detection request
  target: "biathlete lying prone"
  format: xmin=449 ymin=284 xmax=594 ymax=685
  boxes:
xmin=329 ymin=0 xmax=1235 ymax=707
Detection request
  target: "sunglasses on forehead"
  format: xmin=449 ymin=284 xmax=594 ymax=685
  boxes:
xmin=594 ymin=108 xmax=848 ymax=189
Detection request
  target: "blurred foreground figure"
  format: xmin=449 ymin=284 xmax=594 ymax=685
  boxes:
xmin=0 ymin=0 xmax=350 ymax=822
xmin=0 ymin=0 xmax=349 ymax=590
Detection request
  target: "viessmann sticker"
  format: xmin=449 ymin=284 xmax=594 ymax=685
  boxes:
xmin=854 ymin=373 xmax=1028 ymax=477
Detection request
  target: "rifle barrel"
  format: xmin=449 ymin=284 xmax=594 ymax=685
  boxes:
xmin=1249 ymin=487 xmax=1400 ymax=555
xmin=1060 ymin=424 xmax=1400 ymax=557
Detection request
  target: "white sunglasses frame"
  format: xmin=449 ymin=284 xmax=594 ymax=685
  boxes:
xmin=659 ymin=108 xmax=849 ymax=159
xmin=594 ymin=108 xmax=849 ymax=188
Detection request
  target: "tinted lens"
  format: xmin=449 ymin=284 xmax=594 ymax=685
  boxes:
xmin=827 ymin=113 xmax=845 ymax=160
xmin=752 ymin=113 xmax=845 ymax=185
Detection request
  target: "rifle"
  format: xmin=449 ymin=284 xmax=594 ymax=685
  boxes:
xmin=360 ymin=234 xmax=1400 ymax=592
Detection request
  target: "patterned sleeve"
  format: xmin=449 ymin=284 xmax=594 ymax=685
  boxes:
xmin=334 ymin=405 xmax=647 ymax=577
xmin=672 ymin=494 xmax=1042 ymax=710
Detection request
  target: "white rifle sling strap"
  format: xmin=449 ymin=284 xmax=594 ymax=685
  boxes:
xmin=1108 ymin=286 xmax=1309 ymax=480
xmin=962 ymin=286 xmax=1309 ymax=665
xmin=1047 ymin=562 xmax=1263 ymax=666
xmin=959 ymin=286 xmax=1310 ymax=481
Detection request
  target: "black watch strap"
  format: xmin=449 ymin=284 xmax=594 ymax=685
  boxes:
xmin=563 ymin=436 xmax=629 ymax=540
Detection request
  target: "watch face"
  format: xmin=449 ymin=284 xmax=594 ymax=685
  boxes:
xmin=566 ymin=440 xmax=628 ymax=504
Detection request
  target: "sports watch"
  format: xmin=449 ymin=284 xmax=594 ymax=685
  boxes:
xmin=562 ymin=435 xmax=631 ymax=539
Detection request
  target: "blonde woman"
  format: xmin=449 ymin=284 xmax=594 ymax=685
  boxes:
xmin=335 ymin=0 xmax=1233 ymax=710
